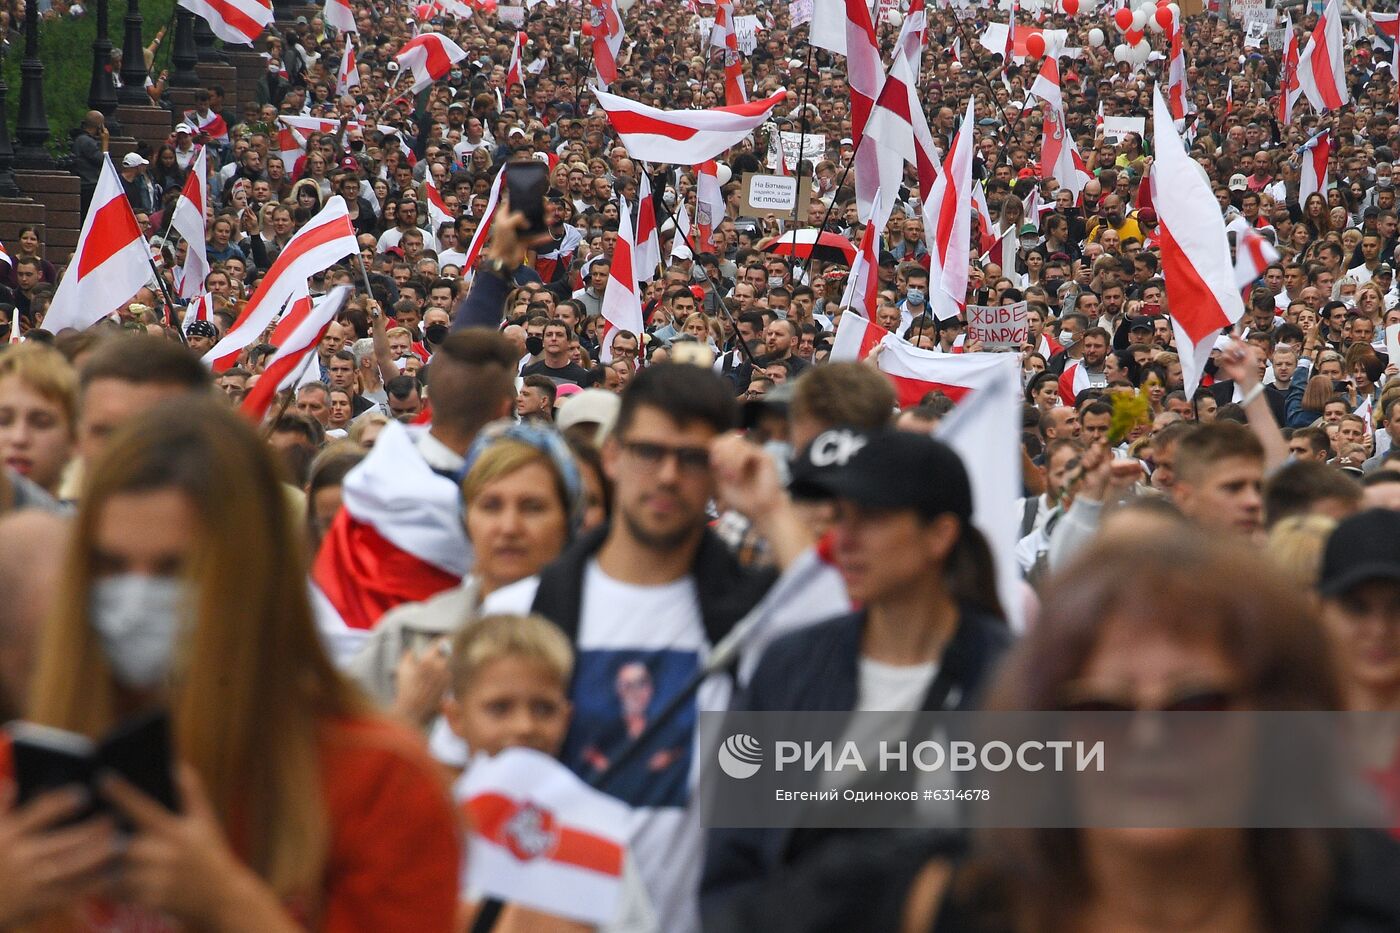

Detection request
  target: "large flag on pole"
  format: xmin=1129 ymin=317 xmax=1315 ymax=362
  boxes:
xmin=44 ymin=157 xmax=152 ymax=333
xmin=170 ymin=146 xmax=210 ymax=300
xmin=1150 ymin=86 xmax=1243 ymax=396
xmin=588 ymin=0 xmax=624 ymax=87
xmin=202 ymin=196 xmax=357 ymax=372
xmin=1298 ymin=128 xmax=1331 ymax=202
xmin=394 ymin=32 xmax=467 ymax=93
xmin=598 ymin=196 xmax=644 ymax=362
xmin=594 ymin=88 xmax=788 ymax=164
xmin=847 ymin=0 xmax=884 ymax=221
xmin=460 ymin=169 xmax=505 ymax=284
xmin=324 ymin=0 xmax=355 ymax=33
xmin=634 ymin=173 xmax=661 ymax=284
xmin=335 ymin=35 xmax=360 ymax=94
xmin=1296 ymin=0 xmax=1349 ymax=113
xmin=922 ymin=98 xmax=976 ymax=320
xmin=240 ymin=286 xmax=353 ymax=422
xmin=1280 ymin=13 xmax=1300 ymax=124
xmin=177 ymin=0 xmax=271 ymax=45
xmin=710 ymin=0 xmax=747 ymax=105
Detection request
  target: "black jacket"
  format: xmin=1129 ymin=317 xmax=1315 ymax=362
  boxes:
xmin=701 ymin=606 xmax=1011 ymax=930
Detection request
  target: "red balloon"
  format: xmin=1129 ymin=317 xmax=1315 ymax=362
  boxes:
xmin=1125 ymin=27 xmax=1144 ymax=43
xmin=1155 ymin=7 xmax=1174 ymax=29
xmin=1062 ymin=0 xmax=1079 ymax=15
xmin=1114 ymin=7 xmax=1134 ymax=30
xmin=1025 ymin=33 xmax=1046 ymax=58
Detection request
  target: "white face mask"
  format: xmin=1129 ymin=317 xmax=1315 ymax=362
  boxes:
xmin=1058 ymin=329 xmax=1076 ymax=345
xmin=90 ymin=575 xmax=188 ymax=689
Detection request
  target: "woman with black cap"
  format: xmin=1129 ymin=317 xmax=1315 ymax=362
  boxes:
xmin=702 ymin=428 xmax=1010 ymax=924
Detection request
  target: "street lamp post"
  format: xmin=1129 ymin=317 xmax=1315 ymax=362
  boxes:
xmin=170 ymin=8 xmax=200 ymax=87
xmin=13 ymin=0 xmax=50 ymax=167
xmin=116 ymin=0 xmax=149 ymax=107
xmin=0 ymin=50 xmax=24 ymax=197
xmin=87 ymin=0 xmax=119 ymax=119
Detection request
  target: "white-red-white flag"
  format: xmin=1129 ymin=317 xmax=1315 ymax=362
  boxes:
xmin=1150 ymin=86 xmax=1243 ymax=397
xmin=594 ymin=88 xmax=788 ymax=165
xmin=1296 ymin=0 xmax=1349 ymax=113
xmin=424 ymin=172 xmax=453 ymax=237
xmin=599 ymin=196 xmax=644 ymax=363
xmin=1028 ymin=55 xmax=1062 ymax=112
xmin=45 ymin=157 xmax=153 ymax=333
xmin=170 ymin=146 xmax=210 ymax=300
xmin=1058 ymin=359 xmax=1092 ymax=406
xmin=240 ymin=285 xmax=353 ymax=422
xmin=840 ymin=189 xmax=884 ymax=317
xmin=1298 ymin=128 xmax=1330 ymax=202
xmin=588 ymin=0 xmax=624 ymax=87
xmin=1280 ymin=14 xmax=1300 ymax=124
xmin=181 ymin=292 xmax=216 ymax=336
xmin=324 ymin=0 xmax=355 ymax=33
xmin=710 ymin=0 xmax=747 ymax=105
xmin=1227 ymin=217 xmax=1281 ymax=292
xmin=922 ymin=98 xmax=976 ymax=321
xmin=1166 ymin=19 xmax=1189 ymax=120
xmin=830 ymin=311 xmax=1012 ymax=406
xmin=634 ymin=173 xmax=661 ymax=284
xmin=810 ymin=0 xmax=846 ymax=54
xmin=457 ymin=748 xmax=630 ymax=926
xmin=177 ymin=0 xmax=271 ymax=46
xmin=312 ymin=420 xmax=467 ymax=662
xmin=1040 ymin=103 xmax=1091 ymax=201
xmin=203 ymin=196 xmax=357 ymax=372
xmin=336 ymin=35 xmax=360 ymax=94
xmin=274 ymin=119 xmax=310 ymax=178
xmin=847 ymin=0 xmax=884 ymax=221
xmin=505 ymin=30 xmax=528 ymax=93
xmin=394 ymin=32 xmax=467 ymax=93
xmin=693 ymin=160 xmax=726 ymax=252
xmin=461 ymin=169 xmax=505 ymax=284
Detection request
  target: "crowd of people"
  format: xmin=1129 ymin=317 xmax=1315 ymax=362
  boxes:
xmin=1 ymin=0 xmax=1400 ymax=928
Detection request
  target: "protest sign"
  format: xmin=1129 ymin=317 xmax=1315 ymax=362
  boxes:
xmin=790 ymin=0 xmax=811 ymax=26
xmin=967 ymin=301 xmax=1029 ymax=351
xmin=1101 ymin=116 xmax=1146 ymax=144
xmin=497 ymin=4 xmax=524 ymax=24
xmin=766 ymin=131 xmax=826 ymax=172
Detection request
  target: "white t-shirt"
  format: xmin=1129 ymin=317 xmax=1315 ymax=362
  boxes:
xmin=482 ymin=562 xmax=718 ymax=933
xmin=857 ymin=658 xmax=939 ymax=712
xmin=377 ymin=225 xmax=440 ymax=254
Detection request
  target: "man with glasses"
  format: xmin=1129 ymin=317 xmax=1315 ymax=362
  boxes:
xmin=483 ymin=363 xmax=834 ymax=933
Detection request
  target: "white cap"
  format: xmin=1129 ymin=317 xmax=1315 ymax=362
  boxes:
xmin=557 ymin=389 xmax=621 ymax=445
xmin=174 ymin=122 xmax=194 ymax=134
xmin=122 ymin=152 xmax=149 ymax=168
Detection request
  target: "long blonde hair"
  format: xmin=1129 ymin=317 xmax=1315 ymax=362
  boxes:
xmin=29 ymin=399 xmax=369 ymax=898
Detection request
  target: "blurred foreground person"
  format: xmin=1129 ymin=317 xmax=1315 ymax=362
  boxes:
xmin=2 ymin=400 xmax=459 ymax=931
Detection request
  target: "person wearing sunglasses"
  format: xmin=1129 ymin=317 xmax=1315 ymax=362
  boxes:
xmin=703 ymin=430 xmax=1011 ymax=927
xmin=890 ymin=534 xmax=1400 ymax=933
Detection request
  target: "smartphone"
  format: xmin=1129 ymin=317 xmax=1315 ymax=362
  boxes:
xmin=506 ymin=162 xmax=549 ymax=238
xmin=1141 ymin=302 xmax=1161 ymax=317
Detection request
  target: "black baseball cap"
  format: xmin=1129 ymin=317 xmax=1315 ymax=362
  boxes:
xmin=788 ymin=429 xmax=973 ymax=523
xmin=1318 ymin=509 xmax=1400 ymax=597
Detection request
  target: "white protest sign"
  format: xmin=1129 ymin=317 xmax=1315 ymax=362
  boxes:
xmin=1231 ymin=0 xmax=1266 ymax=20
xmin=766 ymin=131 xmax=826 ymax=171
xmin=747 ymin=174 xmax=799 ymax=211
xmin=497 ymin=4 xmax=524 ymax=24
xmin=790 ymin=0 xmax=812 ymax=25
xmin=967 ymin=301 xmax=1029 ymax=351
xmin=1101 ymin=115 xmax=1146 ymax=144
xmin=734 ymin=14 xmax=761 ymax=54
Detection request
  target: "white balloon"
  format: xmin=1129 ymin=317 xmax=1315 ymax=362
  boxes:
xmin=716 ymin=163 xmax=732 ymax=186
xmin=1138 ymin=2 xmax=1154 ymax=16
xmin=1131 ymin=10 xmax=1147 ymax=30
xmin=1147 ymin=13 xmax=1164 ymax=31
xmin=1088 ymin=26 xmax=1105 ymax=47
xmin=883 ymin=9 xmax=903 ymax=26
xmin=1114 ymin=43 xmax=1129 ymax=61
xmin=1168 ymin=2 xmax=1180 ymax=14
xmin=1131 ymin=40 xmax=1152 ymax=64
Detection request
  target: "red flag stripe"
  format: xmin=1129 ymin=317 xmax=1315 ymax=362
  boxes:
xmin=468 ymin=793 xmax=625 ymax=877
xmin=77 ymin=197 xmax=143 ymax=279
xmin=220 ymin=214 xmax=355 ymax=340
xmin=1158 ymin=222 xmax=1232 ymax=344
xmin=312 ymin=511 xmax=461 ymax=631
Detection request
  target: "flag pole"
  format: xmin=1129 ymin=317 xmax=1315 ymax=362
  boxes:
xmin=648 ymin=166 xmax=761 ymax=370
xmin=144 ymin=252 xmax=188 ymax=343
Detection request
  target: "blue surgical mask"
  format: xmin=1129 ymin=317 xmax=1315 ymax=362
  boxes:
xmin=906 ymin=288 xmax=926 ymax=306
